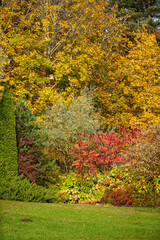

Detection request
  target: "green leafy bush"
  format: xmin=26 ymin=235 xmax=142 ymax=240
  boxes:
xmin=101 ymin=188 xmax=133 ymax=206
xmin=0 ymin=175 xmax=59 ymax=203
xmin=58 ymin=172 xmax=106 ymax=204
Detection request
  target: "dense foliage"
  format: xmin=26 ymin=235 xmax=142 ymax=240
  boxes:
xmin=108 ymin=0 xmax=160 ymax=32
xmin=0 ymin=1 xmax=159 ymax=126
xmin=15 ymin=95 xmax=60 ymax=186
xmin=45 ymin=91 xmax=101 ymax=173
xmin=0 ymin=175 xmax=59 ymax=203
xmin=0 ymin=0 xmax=159 ymax=207
xmin=0 ymin=85 xmax=18 ymax=178
xmin=15 ymin=95 xmax=46 ymax=183
xmin=70 ymin=127 xmax=135 ymax=175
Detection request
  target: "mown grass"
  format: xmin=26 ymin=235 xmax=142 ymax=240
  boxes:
xmin=0 ymin=200 xmax=160 ymax=240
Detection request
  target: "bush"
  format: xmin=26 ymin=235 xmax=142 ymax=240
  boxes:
xmin=45 ymin=90 xmax=102 ymax=173
xmin=15 ymin=95 xmax=60 ymax=186
xmin=15 ymin=95 xmax=47 ymax=183
xmin=70 ymin=127 xmax=135 ymax=176
xmin=127 ymin=124 xmax=160 ymax=182
xmin=58 ymin=172 xmax=106 ymax=204
xmin=0 ymin=175 xmax=59 ymax=203
xmin=101 ymin=188 xmax=133 ymax=206
xmin=100 ymin=166 xmax=160 ymax=207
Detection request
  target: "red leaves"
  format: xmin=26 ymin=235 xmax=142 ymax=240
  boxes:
xmin=70 ymin=129 xmax=136 ymax=175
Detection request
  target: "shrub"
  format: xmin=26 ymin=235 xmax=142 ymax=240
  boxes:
xmin=101 ymin=188 xmax=133 ymax=206
xmin=100 ymin=166 xmax=160 ymax=207
xmin=0 ymin=99 xmax=4 ymax=177
xmin=70 ymin=127 xmax=135 ymax=176
xmin=58 ymin=172 xmax=106 ymax=204
xmin=0 ymin=175 xmax=59 ymax=203
xmin=45 ymin=90 xmax=102 ymax=173
xmin=127 ymin=124 xmax=160 ymax=182
xmin=0 ymin=85 xmax=18 ymax=178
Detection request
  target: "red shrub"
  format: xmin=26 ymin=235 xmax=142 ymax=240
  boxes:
xmin=70 ymin=128 xmax=136 ymax=175
xmin=101 ymin=187 xmax=133 ymax=206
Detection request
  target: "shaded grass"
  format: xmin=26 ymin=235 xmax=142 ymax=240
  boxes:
xmin=0 ymin=200 xmax=160 ymax=240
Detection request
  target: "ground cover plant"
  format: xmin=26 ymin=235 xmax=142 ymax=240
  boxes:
xmin=0 ymin=200 xmax=160 ymax=240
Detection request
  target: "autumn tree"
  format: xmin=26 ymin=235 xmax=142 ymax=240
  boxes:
xmin=96 ymin=27 xmax=160 ymax=127
xmin=0 ymin=0 xmax=107 ymax=112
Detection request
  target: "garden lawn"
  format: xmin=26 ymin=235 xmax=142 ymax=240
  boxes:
xmin=0 ymin=200 xmax=160 ymax=240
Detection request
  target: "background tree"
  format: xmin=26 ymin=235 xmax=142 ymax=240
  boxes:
xmin=96 ymin=27 xmax=160 ymax=127
xmin=0 ymin=85 xmax=18 ymax=178
xmin=107 ymin=0 xmax=160 ymax=33
xmin=0 ymin=0 xmax=107 ymax=113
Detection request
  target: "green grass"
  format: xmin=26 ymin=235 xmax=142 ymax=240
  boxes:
xmin=0 ymin=200 xmax=160 ymax=240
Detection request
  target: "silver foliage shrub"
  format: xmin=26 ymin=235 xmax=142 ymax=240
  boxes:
xmin=45 ymin=90 xmax=102 ymax=173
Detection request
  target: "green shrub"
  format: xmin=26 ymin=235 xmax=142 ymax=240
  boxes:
xmin=58 ymin=172 xmax=106 ymax=204
xmin=0 ymin=99 xmax=4 ymax=177
xmin=0 ymin=85 xmax=18 ymax=178
xmin=0 ymin=175 xmax=59 ymax=203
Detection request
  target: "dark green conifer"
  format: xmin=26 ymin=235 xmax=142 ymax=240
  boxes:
xmin=0 ymin=99 xmax=4 ymax=177
xmin=15 ymin=95 xmax=56 ymax=185
xmin=107 ymin=0 xmax=160 ymax=32
xmin=0 ymin=85 xmax=18 ymax=177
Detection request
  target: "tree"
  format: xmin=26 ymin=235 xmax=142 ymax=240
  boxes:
xmin=0 ymin=0 xmax=107 ymax=113
xmin=0 ymin=85 xmax=18 ymax=178
xmin=15 ymin=95 xmax=59 ymax=185
xmin=107 ymin=0 xmax=160 ymax=33
xmin=15 ymin=95 xmax=47 ymax=183
xmin=96 ymin=27 xmax=160 ymax=127
xmin=120 ymin=28 xmax=160 ymax=125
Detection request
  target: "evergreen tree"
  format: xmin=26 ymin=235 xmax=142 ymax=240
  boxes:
xmin=15 ymin=95 xmax=57 ymax=185
xmin=0 ymin=85 xmax=18 ymax=178
xmin=107 ymin=0 xmax=160 ymax=32
xmin=0 ymin=99 xmax=4 ymax=177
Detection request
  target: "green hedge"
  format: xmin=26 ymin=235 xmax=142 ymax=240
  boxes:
xmin=0 ymin=85 xmax=18 ymax=178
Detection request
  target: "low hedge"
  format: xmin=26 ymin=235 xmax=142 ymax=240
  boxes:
xmin=0 ymin=175 xmax=59 ymax=203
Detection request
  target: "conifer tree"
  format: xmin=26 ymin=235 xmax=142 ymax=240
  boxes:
xmin=15 ymin=95 xmax=50 ymax=184
xmin=0 ymin=85 xmax=18 ymax=177
xmin=108 ymin=0 xmax=160 ymax=32
xmin=0 ymin=99 xmax=4 ymax=177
